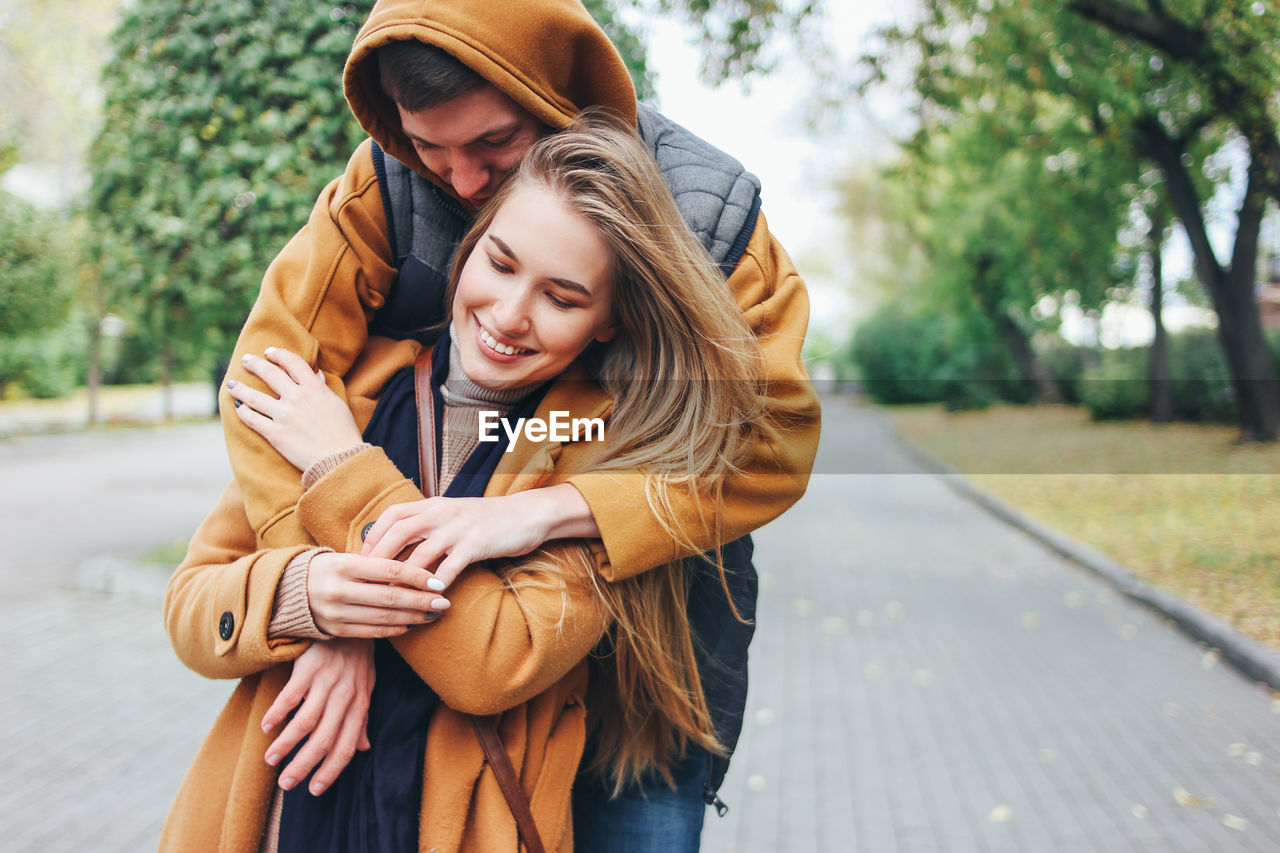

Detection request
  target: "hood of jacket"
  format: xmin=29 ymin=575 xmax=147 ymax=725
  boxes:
xmin=344 ymin=0 xmax=637 ymax=197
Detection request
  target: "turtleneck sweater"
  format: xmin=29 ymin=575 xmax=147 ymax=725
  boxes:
xmin=437 ymin=324 xmax=541 ymax=494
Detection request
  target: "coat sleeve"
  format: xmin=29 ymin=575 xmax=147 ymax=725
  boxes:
xmin=219 ymin=138 xmax=398 ymax=549
xmin=567 ymin=211 xmax=822 ymax=580
xmin=295 ymin=448 xmax=611 ymax=716
xmin=163 ymin=481 xmax=314 ymax=680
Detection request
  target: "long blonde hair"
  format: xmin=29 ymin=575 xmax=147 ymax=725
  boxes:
xmin=449 ymin=108 xmax=766 ymax=793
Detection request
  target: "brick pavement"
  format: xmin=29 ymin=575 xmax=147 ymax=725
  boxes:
xmin=3 ymin=394 xmax=1278 ymax=852
xmin=702 ymin=396 xmax=1280 ymax=853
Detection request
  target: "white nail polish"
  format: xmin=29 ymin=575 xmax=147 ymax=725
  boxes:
xmin=426 ymin=578 xmax=445 ymax=592
xmin=264 ymin=346 xmax=276 ymax=355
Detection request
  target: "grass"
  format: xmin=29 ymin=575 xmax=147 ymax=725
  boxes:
xmin=136 ymin=538 xmax=192 ymax=567
xmin=888 ymin=403 xmax=1280 ymax=654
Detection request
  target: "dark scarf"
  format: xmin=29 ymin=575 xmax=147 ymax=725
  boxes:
xmin=277 ymin=339 xmax=549 ymax=853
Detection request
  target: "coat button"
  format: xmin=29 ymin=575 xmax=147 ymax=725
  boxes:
xmin=218 ymin=611 xmax=234 ymax=641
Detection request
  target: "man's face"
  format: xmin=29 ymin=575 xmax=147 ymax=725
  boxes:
xmin=397 ymin=85 xmax=545 ymax=208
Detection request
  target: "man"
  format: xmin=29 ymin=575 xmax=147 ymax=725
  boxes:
xmin=219 ymin=0 xmax=820 ymax=847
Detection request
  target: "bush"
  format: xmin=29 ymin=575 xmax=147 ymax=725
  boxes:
xmin=851 ymin=304 xmax=948 ymax=404
xmin=1167 ymin=329 xmax=1235 ymax=423
xmin=1038 ymin=335 xmax=1092 ymax=404
xmin=0 ymin=319 xmax=87 ymax=399
xmin=1080 ymin=346 xmax=1149 ymax=420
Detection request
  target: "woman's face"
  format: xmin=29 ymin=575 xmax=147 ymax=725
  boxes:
xmin=452 ymin=181 xmax=616 ymax=390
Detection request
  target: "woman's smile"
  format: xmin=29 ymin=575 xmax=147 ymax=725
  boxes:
xmin=474 ymin=317 xmax=534 ymax=359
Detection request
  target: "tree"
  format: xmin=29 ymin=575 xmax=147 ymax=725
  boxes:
xmin=87 ymin=0 xmax=383 ymax=412
xmin=1067 ymin=0 xmax=1280 ymax=439
xmin=0 ymin=189 xmax=73 ymax=397
xmin=860 ymin=0 xmax=1279 ymax=439
xmin=859 ymin=3 xmax=1143 ymax=401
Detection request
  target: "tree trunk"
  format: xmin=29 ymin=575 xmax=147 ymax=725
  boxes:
xmin=1136 ymin=118 xmax=1279 ymax=441
xmin=161 ymin=346 xmax=174 ymax=422
xmin=972 ymin=252 xmax=1058 ymax=403
xmin=1147 ymin=212 xmax=1173 ymax=423
xmin=86 ymin=319 xmax=102 ymax=427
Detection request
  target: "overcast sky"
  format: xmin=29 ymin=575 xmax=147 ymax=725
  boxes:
xmin=644 ymin=3 xmax=905 ymax=336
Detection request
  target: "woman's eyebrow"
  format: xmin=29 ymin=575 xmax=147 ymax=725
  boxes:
xmin=489 ymin=234 xmax=591 ymax=297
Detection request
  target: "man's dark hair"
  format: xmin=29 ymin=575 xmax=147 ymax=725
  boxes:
xmin=376 ymin=41 xmax=487 ymax=112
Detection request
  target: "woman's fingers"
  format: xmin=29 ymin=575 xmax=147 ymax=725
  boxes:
xmin=277 ymin=685 xmax=349 ymax=792
xmin=262 ymin=675 xmax=309 ymax=735
xmin=361 ymin=500 xmax=432 ymax=557
xmin=232 ymin=397 xmax=278 ymax=440
xmin=308 ymin=690 xmax=371 ymax=795
xmin=263 ymin=346 xmax=321 ymax=387
xmin=240 ymin=351 xmax=300 ymax=397
xmin=267 ymin=678 xmax=332 ymax=784
xmin=225 ymin=380 xmax=281 ymax=417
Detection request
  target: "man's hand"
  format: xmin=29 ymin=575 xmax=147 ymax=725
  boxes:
xmin=227 ymin=347 xmax=365 ymax=471
xmin=360 ymin=483 xmax=601 ymax=588
xmin=307 ymin=552 xmax=450 ymax=637
xmin=261 ymin=638 xmax=375 ymax=796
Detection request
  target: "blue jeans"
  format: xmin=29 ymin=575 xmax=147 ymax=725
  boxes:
xmin=572 ymin=747 xmax=711 ymax=852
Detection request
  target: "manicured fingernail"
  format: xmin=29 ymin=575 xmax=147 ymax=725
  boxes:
xmin=261 ymin=721 xmax=274 ymax=733
xmin=430 ymin=598 xmax=450 ymax=611
xmin=423 ymin=612 xmax=441 ymax=623
xmin=241 ymin=354 xmax=252 ymax=363
xmin=226 ymin=379 xmax=238 ymax=389
xmin=266 ymin=753 xmax=280 ymax=766
xmin=426 ymin=578 xmax=445 ymax=592
xmin=264 ymin=346 xmax=276 ymax=356
xmin=280 ymin=776 xmax=296 ymax=790
xmin=310 ymin=782 xmax=326 ymax=796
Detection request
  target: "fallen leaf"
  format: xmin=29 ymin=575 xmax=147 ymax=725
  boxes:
xmin=988 ymin=805 xmax=1013 ymax=824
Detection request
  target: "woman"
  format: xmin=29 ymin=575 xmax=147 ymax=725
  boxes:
xmin=161 ymin=109 xmax=765 ymax=852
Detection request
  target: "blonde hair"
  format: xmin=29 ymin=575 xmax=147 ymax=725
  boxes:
xmin=449 ymin=108 xmax=766 ymax=793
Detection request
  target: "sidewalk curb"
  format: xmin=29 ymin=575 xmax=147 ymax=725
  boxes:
xmin=893 ymin=431 xmax=1280 ymax=693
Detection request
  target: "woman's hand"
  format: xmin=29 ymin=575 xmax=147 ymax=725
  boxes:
xmin=307 ymin=551 xmax=451 ymax=638
xmin=226 ymin=347 xmax=365 ymax=471
xmin=261 ymin=638 xmax=374 ymax=796
xmin=360 ymin=484 xmax=600 ymax=588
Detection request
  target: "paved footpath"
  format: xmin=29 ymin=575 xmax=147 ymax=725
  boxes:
xmin=3 ymin=396 xmax=1279 ymax=851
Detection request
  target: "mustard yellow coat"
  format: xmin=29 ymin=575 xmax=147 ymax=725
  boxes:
xmin=162 ymin=338 xmax=623 ymax=852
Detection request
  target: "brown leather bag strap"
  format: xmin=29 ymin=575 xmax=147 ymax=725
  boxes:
xmin=413 ymin=345 xmax=438 ymax=498
xmin=470 ymin=714 xmax=547 ymax=853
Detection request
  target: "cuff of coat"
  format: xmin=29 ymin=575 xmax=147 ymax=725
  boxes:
xmin=297 ymin=446 xmax=425 ymax=553
xmin=267 ymin=547 xmax=333 ymax=640
xmin=302 ymin=443 xmax=374 ymax=490
xmin=565 ymin=470 xmax=680 ymax=581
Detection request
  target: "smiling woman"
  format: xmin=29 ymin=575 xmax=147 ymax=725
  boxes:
xmin=451 ymin=180 xmax=617 ymax=389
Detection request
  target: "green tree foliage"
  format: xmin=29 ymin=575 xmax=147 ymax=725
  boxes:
xmin=83 ymin=0 xmax=659 ymax=386
xmin=859 ymin=0 xmax=1280 ymax=437
xmin=87 ymin=0 xmax=378 ymax=381
xmin=0 ymin=190 xmax=71 ymax=338
xmin=0 ymin=190 xmax=75 ymax=396
xmin=859 ymin=4 xmax=1145 ymax=401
